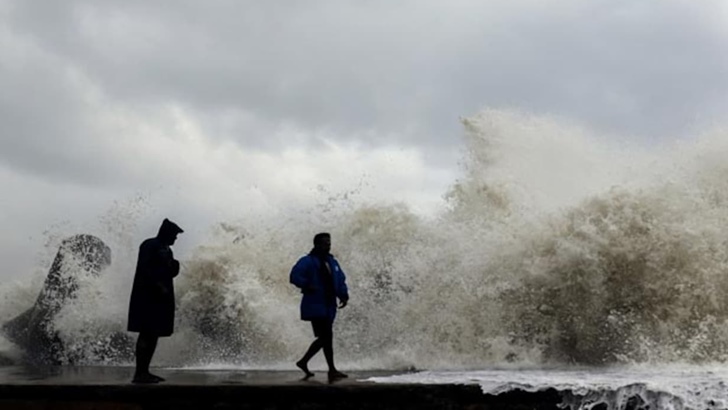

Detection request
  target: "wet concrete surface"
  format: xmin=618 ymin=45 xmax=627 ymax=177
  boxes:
xmin=0 ymin=366 xmax=564 ymax=409
xmin=0 ymin=365 xmax=394 ymax=385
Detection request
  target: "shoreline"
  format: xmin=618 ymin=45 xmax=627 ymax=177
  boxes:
xmin=0 ymin=366 xmax=564 ymax=409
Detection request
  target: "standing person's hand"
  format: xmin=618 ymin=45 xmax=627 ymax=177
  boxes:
xmin=338 ymin=298 xmax=348 ymax=309
xmin=156 ymin=282 xmax=170 ymax=296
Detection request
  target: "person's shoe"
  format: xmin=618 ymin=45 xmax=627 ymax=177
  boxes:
xmin=149 ymin=373 xmax=166 ymax=382
xmin=296 ymin=360 xmax=314 ymax=378
xmin=132 ymin=373 xmax=159 ymax=384
xmin=328 ymin=370 xmax=348 ymax=380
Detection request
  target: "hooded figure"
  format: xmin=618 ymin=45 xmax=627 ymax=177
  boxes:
xmin=127 ymin=218 xmax=183 ymax=383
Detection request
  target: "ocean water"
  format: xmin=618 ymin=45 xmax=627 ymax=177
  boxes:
xmin=367 ymin=365 xmax=728 ymax=410
xmin=2 ymin=109 xmax=728 ymax=408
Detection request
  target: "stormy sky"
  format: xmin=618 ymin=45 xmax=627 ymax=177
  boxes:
xmin=2 ymin=0 xmax=728 ymax=277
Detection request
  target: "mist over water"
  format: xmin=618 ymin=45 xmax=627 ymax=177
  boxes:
xmin=3 ymin=109 xmax=728 ymax=370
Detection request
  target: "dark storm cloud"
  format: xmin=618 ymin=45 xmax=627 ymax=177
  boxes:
xmin=2 ymin=0 xmax=728 ymax=181
xmin=0 ymin=30 xmax=113 ymax=184
xmin=2 ymin=0 xmax=728 ymax=281
xmin=4 ymin=1 xmax=451 ymax=147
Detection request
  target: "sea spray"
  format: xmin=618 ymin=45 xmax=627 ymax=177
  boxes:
xmin=3 ymin=109 xmax=728 ymax=369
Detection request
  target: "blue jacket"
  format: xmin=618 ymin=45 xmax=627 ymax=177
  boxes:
xmin=290 ymin=253 xmax=349 ymax=321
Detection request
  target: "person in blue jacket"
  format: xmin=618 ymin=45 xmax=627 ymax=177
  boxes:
xmin=290 ymin=232 xmax=349 ymax=380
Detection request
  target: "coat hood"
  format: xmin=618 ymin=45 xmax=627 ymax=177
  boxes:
xmin=157 ymin=218 xmax=183 ymax=241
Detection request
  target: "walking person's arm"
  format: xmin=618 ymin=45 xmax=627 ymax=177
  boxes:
xmin=290 ymin=257 xmax=315 ymax=293
xmin=333 ymin=260 xmax=349 ymax=308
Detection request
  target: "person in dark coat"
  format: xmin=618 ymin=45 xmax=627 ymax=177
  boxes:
xmin=127 ymin=218 xmax=183 ymax=384
xmin=290 ymin=232 xmax=349 ymax=380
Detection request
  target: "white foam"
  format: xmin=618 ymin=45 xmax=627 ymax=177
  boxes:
xmin=4 ymin=109 xmax=728 ymax=370
xmin=367 ymin=365 xmax=728 ymax=410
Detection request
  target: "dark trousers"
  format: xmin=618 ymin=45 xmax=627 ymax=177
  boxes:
xmin=299 ymin=318 xmax=336 ymax=371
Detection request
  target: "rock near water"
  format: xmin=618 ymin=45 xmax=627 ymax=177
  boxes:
xmin=2 ymin=234 xmax=133 ymax=364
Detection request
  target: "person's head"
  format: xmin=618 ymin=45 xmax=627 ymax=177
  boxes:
xmin=158 ymin=218 xmax=184 ymax=246
xmin=313 ymin=232 xmax=331 ymax=254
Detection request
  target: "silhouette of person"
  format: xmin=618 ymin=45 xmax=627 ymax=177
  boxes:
xmin=127 ymin=218 xmax=183 ymax=384
xmin=290 ymin=232 xmax=349 ymax=380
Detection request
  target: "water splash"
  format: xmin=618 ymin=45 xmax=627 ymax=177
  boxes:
xmin=367 ymin=365 xmax=728 ymax=410
xmin=4 ymin=109 xmax=728 ymax=369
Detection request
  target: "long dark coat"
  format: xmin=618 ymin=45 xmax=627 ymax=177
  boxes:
xmin=127 ymin=237 xmax=179 ymax=337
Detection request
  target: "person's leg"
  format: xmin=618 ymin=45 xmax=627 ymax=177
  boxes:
xmin=144 ymin=335 xmax=165 ymax=382
xmin=296 ymin=320 xmax=325 ymax=377
xmin=321 ymin=333 xmax=335 ymax=370
xmin=133 ymin=333 xmax=161 ymax=383
xmin=322 ymin=321 xmax=347 ymax=379
xmin=296 ymin=338 xmax=321 ymax=377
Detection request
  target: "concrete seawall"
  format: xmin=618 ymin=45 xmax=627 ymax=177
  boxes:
xmin=0 ymin=366 xmax=564 ymax=410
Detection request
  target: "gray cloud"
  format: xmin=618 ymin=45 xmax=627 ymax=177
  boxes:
xmin=2 ymin=0 xmax=728 ymax=277
xmin=6 ymin=0 xmax=727 ymax=157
